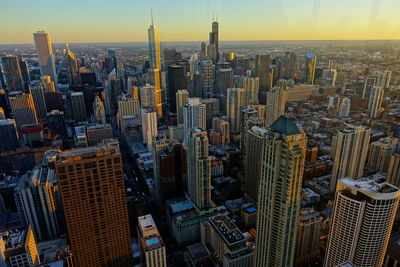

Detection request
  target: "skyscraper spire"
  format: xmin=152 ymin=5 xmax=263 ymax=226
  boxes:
xmin=151 ymin=8 xmax=154 ymax=25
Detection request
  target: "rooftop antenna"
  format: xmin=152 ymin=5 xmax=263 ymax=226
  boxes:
xmin=151 ymin=9 xmax=154 ymax=25
xmin=216 ymin=12 xmax=218 ymax=22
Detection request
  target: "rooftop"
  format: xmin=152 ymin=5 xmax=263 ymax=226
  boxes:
xmin=340 ymin=177 xmax=400 ymax=200
xmin=209 ymin=215 xmax=245 ymax=247
xmin=138 ymin=214 xmax=156 ymax=233
xmin=57 ymin=139 xmax=120 ymax=162
xmin=270 ymin=116 xmax=301 ymax=135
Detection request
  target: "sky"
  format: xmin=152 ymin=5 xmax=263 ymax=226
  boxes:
xmin=1 ymin=0 xmax=400 ymax=44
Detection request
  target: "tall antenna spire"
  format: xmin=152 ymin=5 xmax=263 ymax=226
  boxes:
xmin=151 ymin=9 xmax=154 ymax=25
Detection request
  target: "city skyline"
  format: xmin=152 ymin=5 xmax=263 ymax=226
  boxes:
xmin=2 ymin=0 xmax=400 ymax=44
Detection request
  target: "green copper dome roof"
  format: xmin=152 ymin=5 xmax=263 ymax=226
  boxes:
xmin=270 ymin=116 xmax=301 ymax=135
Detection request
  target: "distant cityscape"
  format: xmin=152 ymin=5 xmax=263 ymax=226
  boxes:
xmin=0 ymin=13 xmax=400 ymax=267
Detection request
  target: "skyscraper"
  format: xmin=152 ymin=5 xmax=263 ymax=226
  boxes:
xmin=209 ymin=20 xmax=219 ymax=61
xmin=168 ymin=64 xmax=187 ymax=112
xmin=338 ymin=97 xmax=351 ymax=117
xmin=41 ymin=75 xmax=56 ymax=92
xmin=324 ymin=177 xmax=400 ymax=267
xmin=255 ymin=116 xmax=306 ymax=267
xmin=1 ymin=55 xmax=24 ymax=92
xmin=9 ymin=92 xmax=38 ymax=131
xmin=93 ymin=95 xmax=106 ymax=124
xmin=362 ymin=75 xmax=378 ymax=100
xmin=140 ymin=84 xmax=156 ymax=109
xmin=255 ymin=54 xmax=271 ymax=92
xmin=117 ymin=94 xmax=140 ymax=130
xmin=215 ymin=68 xmax=233 ymax=113
xmin=243 ymin=77 xmax=260 ymax=105
xmin=227 ymin=88 xmax=245 ymax=132
xmin=64 ymin=44 xmax=81 ymax=86
xmin=387 ymin=153 xmax=400 ymax=187
xmin=183 ymin=98 xmax=206 ymax=147
xmin=366 ymin=137 xmax=398 ymax=173
xmin=265 ymin=86 xmax=287 ymax=126
xmin=295 ymin=208 xmax=323 ymax=266
xmin=141 ymin=107 xmax=158 ymax=149
xmin=176 ymin=89 xmax=189 ymax=124
xmin=200 ymin=60 xmax=214 ymax=98
xmin=71 ymin=92 xmax=87 ymax=122
xmin=244 ymin=126 xmax=267 ymax=202
xmin=16 ymin=161 xmax=62 ymax=242
xmin=148 ymin=15 xmax=161 ymax=70
xmin=19 ymin=58 xmax=31 ymax=92
xmin=31 ymin=84 xmax=47 ymax=120
xmin=137 ymin=214 xmax=167 ymax=267
xmin=187 ymin=128 xmax=212 ymax=209
xmin=33 ymin=31 xmax=58 ymax=85
xmin=304 ymin=53 xmax=317 ymax=85
xmin=367 ymin=86 xmax=384 ymax=119
xmin=55 ymin=141 xmax=132 ymax=267
xmin=330 ymin=125 xmax=371 ymax=191
xmin=152 ymin=135 xmax=170 ymax=206
xmin=0 ymin=119 xmax=19 ymax=152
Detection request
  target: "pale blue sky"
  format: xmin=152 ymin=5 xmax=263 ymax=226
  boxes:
xmin=1 ymin=0 xmax=400 ymax=43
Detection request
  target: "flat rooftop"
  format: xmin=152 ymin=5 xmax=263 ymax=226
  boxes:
xmin=57 ymin=139 xmax=120 ymax=162
xmin=0 ymin=227 xmax=28 ymax=251
xmin=210 ymin=215 xmax=245 ymax=246
xmin=340 ymin=177 xmax=400 ymax=200
xmin=138 ymin=214 xmax=156 ymax=232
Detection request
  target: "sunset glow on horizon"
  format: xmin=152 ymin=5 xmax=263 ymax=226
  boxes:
xmin=1 ymin=0 xmax=400 ymax=44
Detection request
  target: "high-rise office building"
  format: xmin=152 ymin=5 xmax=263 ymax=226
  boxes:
xmin=86 ymin=124 xmax=113 ymax=146
xmin=380 ymin=69 xmax=392 ymax=89
xmin=213 ymin=117 xmax=230 ymax=144
xmin=362 ymin=75 xmax=378 ymax=100
xmin=15 ymin=162 xmax=61 ymax=242
xmin=367 ymin=137 xmax=398 ymax=173
xmin=209 ymin=20 xmax=219 ymax=61
xmin=244 ymin=126 xmax=267 ymax=202
xmin=227 ymin=88 xmax=245 ymax=132
xmin=33 ymin=31 xmax=58 ymax=85
xmin=0 ymin=119 xmax=19 ymax=152
xmin=183 ymin=98 xmax=206 ymax=147
xmin=148 ymin=68 xmax=163 ymax=117
xmin=201 ymin=41 xmax=207 ymax=59
xmin=55 ymin=141 xmax=131 ymax=267
xmin=265 ymin=86 xmax=287 ymax=126
xmin=324 ymin=177 xmax=400 ymax=267
xmin=117 ymin=94 xmax=140 ymax=130
xmin=31 ymin=84 xmax=47 ymax=120
xmin=387 ymin=153 xmax=400 ymax=187
xmin=163 ymin=48 xmax=182 ymax=70
xmin=255 ymin=116 xmax=306 ymax=267
xmin=1 ymin=55 xmax=24 ymax=92
xmin=18 ymin=58 xmax=31 ymax=93
xmin=200 ymin=98 xmax=219 ymax=129
xmin=64 ymin=44 xmax=81 ymax=86
xmin=187 ymin=128 xmax=212 ymax=209
xmin=215 ymin=68 xmax=233 ymax=113
xmin=330 ymin=125 xmax=371 ymax=191
xmin=41 ymin=75 xmax=56 ymax=92
xmin=176 ymin=89 xmax=189 ymax=124
xmin=148 ymin=16 xmax=161 ymax=70
xmin=168 ymin=64 xmax=187 ymax=112
xmin=338 ymin=97 xmax=351 ymax=117
xmin=152 ymin=135 xmax=170 ymax=206
xmin=255 ymin=54 xmax=271 ymax=92
xmin=9 ymin=92 xmax=38 ymax=131
xmin=367 ymin=86 xmax=384 ymax=119
xmin=304 ymin=53 xmax=317 ymax=85
xmin=243 ymin=77 xmax=260 ymax=105
xmin=93 ymin=95 xmax=106 ymax=124
xmin=159 ymin=143 xmax=187 ymax=202
xmin=137 ymin=214 xmax=166 ymax=267
xmin=295 ymin=208 xmax=323 ymax=266
xmin=200 ymin=60 xmax=214 ymax=98
xmin=141 ymin=107 xmax=158 ymax=149
xmin=201 ymin=214 xmax=254 ymax=267
xmin=71 ymin=92 xmax=87 ymax=122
